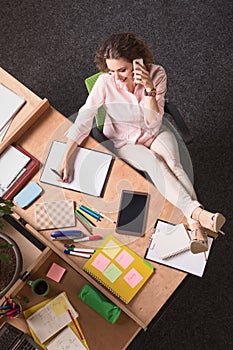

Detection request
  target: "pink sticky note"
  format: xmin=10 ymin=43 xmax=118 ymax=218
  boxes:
xmin=115 ymin=250 xmax=134 ymax=269
xmin=46 ymin=262 xmax=66 ymax=282
xmin=91 ymin=253 xmax=111 ymax=272
xmin=123 ymin=268 xmax=143 ymax=288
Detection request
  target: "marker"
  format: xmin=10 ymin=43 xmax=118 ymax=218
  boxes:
xmin=73 ymin=235 xmax=102 ymax=242
xmin=92 ymin=208 xmax=116 ymax=224
xmin=64 ymin=250 xmax=92 ymax=258
xmin=67 ymin=247 xmax=95 ymax=253
xmin=50 ymin=168 xmax=63 ymax=179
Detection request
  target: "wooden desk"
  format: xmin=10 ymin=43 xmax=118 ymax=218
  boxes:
xmin=0 ymin=67 xmax=187 ymax=349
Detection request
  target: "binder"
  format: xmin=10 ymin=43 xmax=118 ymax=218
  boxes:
xmin=2 ymin=144 xmax=40 ymax=200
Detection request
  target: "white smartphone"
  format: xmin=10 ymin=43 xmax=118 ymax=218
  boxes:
xmin=133 ymin=58 xmax=144 ymax=83
xmin=133 ymin=58 xmax=144 ymax=70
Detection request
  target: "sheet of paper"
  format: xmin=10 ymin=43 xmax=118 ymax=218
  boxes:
xmin=26 ymin=292 xmax=78 ymax=343
xmin=0 ymin=145 xmax=30 ymax=188
xmin=0 ymin=83 xmax=25 ymax=131
xmin=46 ymin=326 xmax=86 ymax=350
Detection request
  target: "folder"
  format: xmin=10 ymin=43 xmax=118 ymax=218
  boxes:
xmin=2 ymin=144 xmax=40 ymax=200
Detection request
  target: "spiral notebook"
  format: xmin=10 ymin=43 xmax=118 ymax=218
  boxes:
xmin=83 ymin=235 xmax=154 ymax=304
xmin=152 ymin=222 xmax=190 ymax=259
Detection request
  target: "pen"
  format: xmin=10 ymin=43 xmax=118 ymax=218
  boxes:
xmin=67 ymin=309 xmax=84 ymax=340
xmin=79 ymin=205 xmax=101 ymax=220
xmin=50 ymin=168 xmax=63 ymax=179
xmin=67 ymin=247 xmax=95 ymax=253
xmin=92 ymin=208 xmax=116 ymax=224
xmin=73 ymin=235 xmax=102 ymax=242
xmin=64 ymin=250 xmax=92 ymax=258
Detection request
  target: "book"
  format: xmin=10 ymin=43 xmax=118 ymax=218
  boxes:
xmin=40 ymin=140 xmax=114 ymax=197
xmin=145 ymin=220 xmax=214 ymax=277
xmin=153 ymin=222 xmax=190 ymax=259
xmin=34 ymin=199 xmax=75 ymax=230
xmin=0 ymin=83 xmax=26 ymax=131
xmin=24 ymin=292 xmax=89 ymax=349
xmin=26 ymin=292 xmax=78 ymax=344
xmin=83 ymin=234 xmax=154 ymax=304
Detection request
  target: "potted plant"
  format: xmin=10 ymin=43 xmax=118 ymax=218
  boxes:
xmin=0 ymin=197 xmax=22 ymax=298
xmin=0 ymin=197 xmax=14 ymax=262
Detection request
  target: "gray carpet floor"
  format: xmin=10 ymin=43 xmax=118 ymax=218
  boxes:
xmin=1 ymin=0 xmax=233 ymax=349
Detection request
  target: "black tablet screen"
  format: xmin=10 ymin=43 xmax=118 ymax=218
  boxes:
xmin=116 ymin=191 xmax=149 ymax=236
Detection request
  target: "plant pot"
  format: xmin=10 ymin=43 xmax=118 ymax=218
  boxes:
xmin=0 ymin=232 xmax=22 ymax=298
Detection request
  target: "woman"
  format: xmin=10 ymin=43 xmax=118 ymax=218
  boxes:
xmin=60 ymin=32 xmax=225 ymax=254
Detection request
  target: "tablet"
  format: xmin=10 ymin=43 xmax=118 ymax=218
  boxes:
xmin=116 ymin=190 xmax=150 ymax=236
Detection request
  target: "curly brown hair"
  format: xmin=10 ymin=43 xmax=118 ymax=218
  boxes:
xmin=94 ymin=32 xmax=154 ymax=72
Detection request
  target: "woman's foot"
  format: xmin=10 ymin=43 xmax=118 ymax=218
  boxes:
xmin=188 ymin=219 xmax=208 ymax=254
xmin=192 ymin=207 xmax=226 ymax=233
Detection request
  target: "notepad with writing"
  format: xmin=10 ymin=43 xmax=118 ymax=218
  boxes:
xmin=153 ymin=222 xmax=190 ymax=259
xmin=83 ymin=235 xmax=154 ymax=304
xmin=40 ymin=140 xmax=113 ymax=197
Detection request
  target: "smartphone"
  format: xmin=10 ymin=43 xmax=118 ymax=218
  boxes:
xmin=116 ymin=190 xmax=150 ymax=236
xmin=133 ymin=58 xmax=144 ymax=83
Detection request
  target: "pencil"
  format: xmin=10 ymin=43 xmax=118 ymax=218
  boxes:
xmin=75 ymin=209 xmax=96 ymax=227
xmin=67 ymin=309 xmax=84 ymax=340
xmin=75 ymin=212 xmax=93 ymax=234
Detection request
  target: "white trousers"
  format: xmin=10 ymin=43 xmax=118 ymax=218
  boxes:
xmin=117 ymin=125 xmax=201 ymax=219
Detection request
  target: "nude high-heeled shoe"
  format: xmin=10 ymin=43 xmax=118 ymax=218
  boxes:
xmin=192 ymin=208 xmax=226 ymax=234
xmin=188 ymin=219 xmax=208 ymax=254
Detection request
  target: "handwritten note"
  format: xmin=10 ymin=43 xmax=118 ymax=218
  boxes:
xmin=124 ymin=268 xmax=143 ymax=288
xmin=26 ymin=292 xmax=78 ymax=343
xmin=46 ymin=326 xmax=86 ymax=350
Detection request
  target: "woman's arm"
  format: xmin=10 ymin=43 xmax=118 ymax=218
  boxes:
xmin=60 ymin=138 xmax=79 ymax=182
xmin=134 ymin=63 xmax=167 ymax=125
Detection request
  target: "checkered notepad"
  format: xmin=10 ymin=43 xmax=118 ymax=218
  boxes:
xmin=34 ymin=200 xmax=75 ymax=230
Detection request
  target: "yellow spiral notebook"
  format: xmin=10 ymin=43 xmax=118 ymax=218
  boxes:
xmin=83 ymin=235 xmax=154 ymax=304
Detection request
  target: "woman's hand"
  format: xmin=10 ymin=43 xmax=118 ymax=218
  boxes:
xmin=133 ymin=62 xmax=154 ymax=90
xmin=59 ymin=139 xmax=78 ymax=182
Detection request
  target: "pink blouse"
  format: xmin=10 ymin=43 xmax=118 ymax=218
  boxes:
xmin=66 ymin=64 xmax=167 ymax=149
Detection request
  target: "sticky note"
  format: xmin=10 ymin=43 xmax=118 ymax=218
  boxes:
xmin=91 ymin=253 xmax=111 ymax=272
xmin=103 ymin=239 xmax=121 ymax=259
xmin=123 ymin=268 xmax=143 ymax=288
xmin=115 ymin=249 xmax=134 ymax=269
xmin=103 ymin=263 xmax=122 ymax=283
xmin=46 ymin=262 xmax=66 ymax=282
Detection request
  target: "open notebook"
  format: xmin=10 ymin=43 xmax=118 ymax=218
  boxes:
xmin=40 ymin=141 xmax=113 ymax=197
